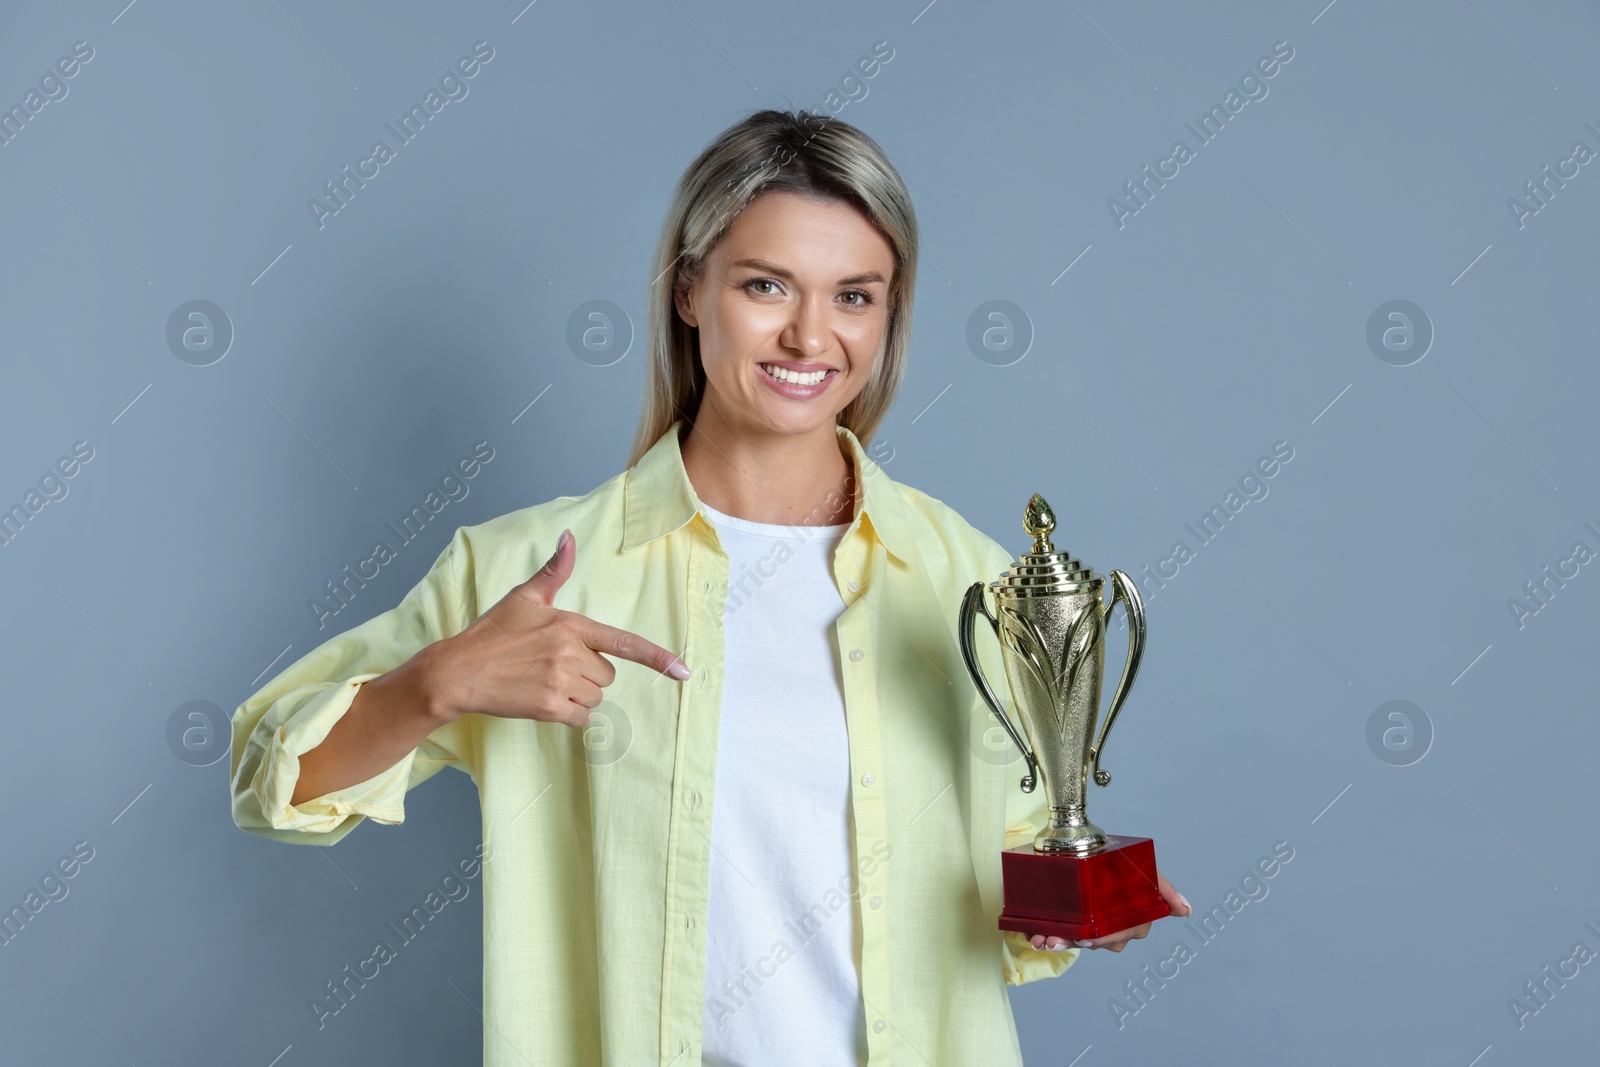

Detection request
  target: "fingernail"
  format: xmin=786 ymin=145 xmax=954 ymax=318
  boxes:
xmin=556 ymin=529 xmax=571 ymax=552
xmin=1048 ymin=943 xmax=1068 ymax=952
xmin=667 ymin=661 xmax=692 ymax=681
xmin=1073 ymin=939 xmax=1095 ymax=949
xmin=1177 ymin=893 xmax=1190 ymax=913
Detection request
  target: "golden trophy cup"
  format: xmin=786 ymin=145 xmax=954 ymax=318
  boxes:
xmin=959 ymin=494 xmax=1170 ymax=939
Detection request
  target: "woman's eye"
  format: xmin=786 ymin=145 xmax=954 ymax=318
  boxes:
xmin=743 ymin=279 xmax=873 ymax=306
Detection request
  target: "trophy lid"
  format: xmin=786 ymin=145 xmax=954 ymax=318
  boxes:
xmin=993 ymin=493 xmax=1096 ymax=595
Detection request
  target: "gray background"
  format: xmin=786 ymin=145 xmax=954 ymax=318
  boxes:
xmin=1 ymin=0 xmax=1595 ymax=1064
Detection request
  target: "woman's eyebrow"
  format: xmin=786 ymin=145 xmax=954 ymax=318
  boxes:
xmin=731 ymin=258 xmax=886 ymax=286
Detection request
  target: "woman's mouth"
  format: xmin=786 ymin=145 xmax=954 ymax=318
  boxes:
xmin=758 ymin=362 xmax=837 ymax=397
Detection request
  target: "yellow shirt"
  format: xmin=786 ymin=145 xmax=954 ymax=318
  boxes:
xmin=230 ymin=420 xmax=1078 ymax=1066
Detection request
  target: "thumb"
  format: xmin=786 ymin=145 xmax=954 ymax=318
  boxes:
xmin=522 ymin=529 xmax=574 ymax=604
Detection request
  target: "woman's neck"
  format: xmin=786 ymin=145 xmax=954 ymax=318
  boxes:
xmin=681 ymin=403 xmax=856 ymax=527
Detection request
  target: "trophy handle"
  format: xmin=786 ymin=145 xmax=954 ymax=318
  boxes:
xmin=1089 ymin=569 xmax=1146 ymax=788
xmin=959 ymin=582 xmax=1040 ymax=793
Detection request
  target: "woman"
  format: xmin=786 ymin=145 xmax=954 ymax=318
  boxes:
xmin=231 ymin=108 xmax=1188 ymax=1066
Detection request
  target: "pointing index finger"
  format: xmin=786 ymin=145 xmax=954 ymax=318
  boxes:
xmin=577 ymin=617 xmax=692 ymax=680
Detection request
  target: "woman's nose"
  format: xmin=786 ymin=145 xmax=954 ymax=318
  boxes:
xmin=782 ymin=297 xmax=832 ymax=357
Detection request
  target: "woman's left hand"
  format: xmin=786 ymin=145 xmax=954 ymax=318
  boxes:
xmin=1027 ymin=873 xmax=1191 ymax=952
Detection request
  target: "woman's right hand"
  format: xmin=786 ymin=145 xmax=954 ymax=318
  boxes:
xmin=424 ymin=529 xmax=691 ymax=727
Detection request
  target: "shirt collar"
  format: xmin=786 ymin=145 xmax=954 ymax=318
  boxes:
xmin=621 ymin=420 xmax=920 ymax=565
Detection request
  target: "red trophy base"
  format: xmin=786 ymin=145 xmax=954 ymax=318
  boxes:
xmin=998 ymin=834 xmax=1171 ymax=941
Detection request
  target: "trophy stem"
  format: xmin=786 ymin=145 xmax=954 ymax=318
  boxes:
xmin=1035 ymin=807 xmax=1109 ymax=855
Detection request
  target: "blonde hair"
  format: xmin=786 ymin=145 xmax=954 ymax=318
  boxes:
xmin=627 ymin=108 xmax=919 ymax=467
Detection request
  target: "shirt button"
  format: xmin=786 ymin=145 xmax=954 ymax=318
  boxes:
xmin=849 ymin=648 xmax=865 ymax=662
xmin=873 ymin=1018 xmax=886 ymax=1033
xmin=848 ymin=579 xmax=861 ymax=593
xmin=703 ymin=579 xmax=711 ymax=593
xmin=860 ymin=773 xmax=875 ymax=788
xmin=688 ymin=790 xmax=700 ymax=809
xmin=869 ymin=895 xmax=882 ymax=909
xmin=684 ymin=914 xmax=694 ymax=931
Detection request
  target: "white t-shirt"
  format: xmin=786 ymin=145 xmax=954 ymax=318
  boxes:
xmin=699 ymin=500 xmax=867 ymax=1067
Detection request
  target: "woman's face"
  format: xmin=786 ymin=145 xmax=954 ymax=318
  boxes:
xmin=675 ymin=190 xmax=896 ymax=442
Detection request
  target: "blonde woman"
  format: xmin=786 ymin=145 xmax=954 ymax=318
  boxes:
xmin=231 ymin=108 xmax=1188 ymax=1066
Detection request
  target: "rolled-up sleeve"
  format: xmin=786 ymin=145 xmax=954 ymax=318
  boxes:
xmin=998 ymin=818 xmax=1081 ymax=985
xmin=230 ymin=525 xmax=478 ymax=846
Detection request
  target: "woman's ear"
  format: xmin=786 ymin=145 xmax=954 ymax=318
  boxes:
xmin=673 ymin=281 xmax=698 ymax=328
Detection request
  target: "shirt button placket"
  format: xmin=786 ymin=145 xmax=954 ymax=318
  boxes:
xmin=839 ymin=591 xmax=885 ymax=1059
xmin=675 ymin=539 xmax=722 ymax=1057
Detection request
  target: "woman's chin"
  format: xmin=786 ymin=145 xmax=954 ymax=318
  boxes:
xmin=763 ymin=393 xmax=859 ymax=430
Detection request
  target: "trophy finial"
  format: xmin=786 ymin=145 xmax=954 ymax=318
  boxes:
xmin=1023 ymin=493 xmax=1055 ymax=554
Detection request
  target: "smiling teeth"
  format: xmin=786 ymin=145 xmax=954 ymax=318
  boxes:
xmin=762 ymin=364 xmax=829 ymax=386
